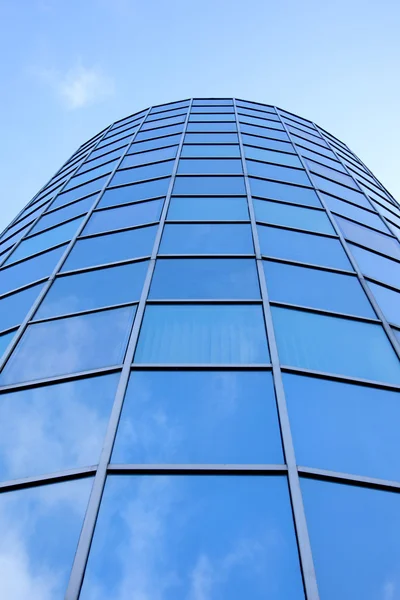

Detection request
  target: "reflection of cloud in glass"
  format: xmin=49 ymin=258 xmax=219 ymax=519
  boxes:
xmin=80 ymin=475 xmax=304 ymax=599
xmin=0 ymin=374 xmax=119 ymax=481
xmin=0 ymin=477 xmax=92 ymax=599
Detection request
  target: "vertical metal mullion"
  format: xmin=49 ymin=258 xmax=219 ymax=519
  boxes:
xmin=0 ymin=110 xmax=151 ymax=380
xmin=276 ymin=110 xmax=400 ymax=361
xmin=234 ymin=99 xmax=320 ymax=600
xmin=64 ymin=100 xmax=193 ymax=600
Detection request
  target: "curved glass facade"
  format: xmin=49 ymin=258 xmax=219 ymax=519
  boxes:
xmin=0 ymin=98 xmax=399 ymax=599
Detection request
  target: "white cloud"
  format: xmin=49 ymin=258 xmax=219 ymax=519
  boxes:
xmin=35 ymin=63 xmax=115 ymax=110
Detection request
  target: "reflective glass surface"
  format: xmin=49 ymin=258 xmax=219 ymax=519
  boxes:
xmin=321 ymin=193 xmax=388 ymax=231
xmin=0 ymin=330 xmax=14 ymax=359
xmin=349 ymin=244 xmax=400 ymax=289
xmin=336 ymin=216 xmax=400 ymax=259
xmin=258 ymin=225 xmax=352 ymax=269
xmin=0 ymin=374 xmax=119 ymax=480
xmin=30 ymin=197 xmax=94 ymax=235
xmin=0 ymin=478 xmax=92 ymax=599
xmin=135 ymin=304 xmax=269 ymax=364
xmin=185 ymin=132 xmax=239 ymax=144
xmin=111 ymin=161 xmax=174 ymax=186
xmin=272 ymin=306 xmax=400 ymax=383
xmin=113 ymin=371 xmax=283 ymax=463
xmin=264 ymin=261 xmax=374 ymax=317
xmin=249 ymin=177 xmax=320 ymax=207
xmin=52 ymin=176 xmax=107 ymax=209
xmin=242 ymin=134 xmax=293 ymax=153
xmin=62 ymin=225 xmax=157 ymax=271
xmin=83 ymin=199 xmax=163 ymax=235
xmin=177 ymin=158 xmax=243 ymax=174
xmin=254 ymin=199 xmax=334 ymax=234
xmin=0 ymin=283 xmax=44 ymax=332
xmin=173 ymin=176 xmax=246 ymax=195
xmin=36 ymin=261 xmax=148 ymax=318
xmin=99 ymin=179 xmax=170 ymax=208
xmin=80 ymin=475 xmax=304 ymax=600
xmin=367 ymin=281 xmax=400 ymax=326
xmin=247 ymin=161 xmax=310 ymax=185
xmin=0 ymin=306 xmax=136 ymax=385
xmin=285 ymin=373 xmax=400 ymax=481
xmin=302 ymin=479 xmax=400 ymax=600
xmin=167 ymin=196 xmax=249 ymax=220
xmin=121 ymin=145 xmax=178 ymax=167
xmin=180 ymin=144 xmax=240 ymax=157
xmin=160 ymin=224 xmax=254 ymax=254
xmin=244 ymin=146 xmax=301 ymax=167
xmin=0 ymin=246 xmax=66 ymax=296
xmin=149 ymin=258 xmax=260 ymax=299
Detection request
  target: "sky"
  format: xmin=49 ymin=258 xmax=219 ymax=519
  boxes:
xmin=0 ymin=0 xmax=399 ymax=232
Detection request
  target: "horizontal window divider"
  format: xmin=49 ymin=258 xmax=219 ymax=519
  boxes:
xmin=77 ymin=158 xmax=119 ymax=177
xmin=58 ymin=255 xmax=150 ymax=277
xmin=331 ymin=210 xmax=392 ymax=236
xmin=0 ymin=277 xmax=48 ymax=301
xmin=0 ymin=466 xmax=98 ymax=495
xmin=107 ymin=464 xmax=288 ymax=475
xmin=50 ymin=189 xmax=100 ymax=209
xmin=177 ymin=171 xmax=244 ymax=177
xmin=287 ymin=123 xmax=323 ymax=140
xmin=165 ymin=219 xmax=250 ymax=225
xmin=130 ymin=363 xmax=273 ymax=371
xmin=140 ymin=122 xmax=185 ymax=134
xmin=243 ymin=143 xmax=296 ymax=157
xmin=30 ymin=300 xmax=140 ymax=324
xmin=107 ymin=175 xmax=171 ymax=191
xmin=345 ymin=239 xmax=400 ymax=264
xmin=246 ymin=158 xmax=305 ymax=172
xmin=145 ymin=298 xmax=262 ymax=305
xmin=43 ymin=194 xmax=97 ymax=216
xmin=257 ymin=221 xmax=338 ymax=239
xmin=130 ymin=132 xmax=183 ymax=145
xmin=78 ymin=221 xmax=159 ymax=240
xmin=364 ymin=275 xmax=400 ymax=295
xmin=89 ymin=144 xmax=128 ymax=162
xmin=25 ymin=214 xmax=85 ymax=239
xmin=260 ymin=254 xmax=355 ymax=274
xmin=93 ymin=197 xmax=165 ymax=214
xmin=96 ymin=134 xmax=133 ymax=151
xmin=297 ymin=466 xmax=400 ymax=493
xmin=127 ymin=144 xmax=179 ymax=159
xmin=280 ymin=365 xmax=400 ymax=391
xmin=117 ymin=158 xmax=175 ymax=172
xmin=170 ymin=193 xmax=246 ymax=199
xmin=0 ymin=365 xmax=123 ymax=394
xmin=304 ymin=156 xmax=346 ymax=175
xmin=2 ymin=241 xmax=68 ymax=269
xmin=269 ymin=300 xmax=380 ymax=323
xmin=157 ymin=252 xmax=256 ymax=258
xmin=146 ymin=111 xmax=188 ymax=123
xmin=253 ymin=195 xmax=326 ymax=212
xmin=65 ymin=174 xmax=109 ymax=194
xmin=182 ymin=142 xmax=239 ymax=148
xmin=0 ymin=325 xmax=18 ymax=337
xmin=321 ymin=191 xmax=379 ymax=215
xmin=292 ymin=132 xmax=330 ymax=151
xmin=249 ymin=174 xmax=313 ymax=190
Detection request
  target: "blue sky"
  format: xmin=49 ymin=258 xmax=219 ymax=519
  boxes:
xmin=0 ymin=0 xmax=399 ymax=232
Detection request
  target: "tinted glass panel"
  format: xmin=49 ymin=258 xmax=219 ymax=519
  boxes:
xmin=135 ymin=304 xmax=269 ymax=364
xmin=255 ymin=199 xmax=334 ymax=234
xmin=121 ymin=145 xmax=178 ymax=167
xmin=30 ymin=197 xmax=93 ymax=234
xmin=110 ymin=161 xmax=174 ymax=186
xmin=36 ymin=261 xmax=148 ymax=318
xmin=249 ymin=177 xmax=320 ymax=207
xmin=181 ymin=144 xmax=240 ymax=157
xmin=149 ymin=258 xmax=260 ymax=299
xmin=0 ymin=306 xmax=136 ymax=385
xmin=160 ymin=224 xmax=254 ymax=254
xmin=242 ymin=134 xmax=293 ymax=153
xmin=336 ymin=216 xmax=400 ymax=259
xmin=135 ymin=124 xmax=184 ymax=141
xmin=272 ymin=306 xmax=400 ymax=383
xmin=187 ymin=121 xmax=237 ymax=132
xmin=177 ymin=158 xmax=242 ymax=174
xmin=247 ymin=161 xmax=310 ymax=186
xmin=258 ymin=225 xmax=351 ymax=270
xmin=0 ymin=246 xmax=66 ymax=296
xmin=189 ymin=113 xmax=235 ymax=122
xmin=52 ymin=176 xmax=107 ymax=209
xmin=83 ymin=200 xmax=163 ymax=235
xmin=367 ymin=281 xmax=400 ymax=326
xmin=302 ymin=479 xmax=400 ymax=600
xmin=167 ymin=196 xmax=249 ymax=220
xmin=244 ymin=146 xmax=301 ymax=167
xmin=62 ymin=226 xmax=157 ymax=271
xmin=285 ymin=374 xmax=400 ymax=481
xmin=0 ymin=330 xmax=14 ymax=359
xmin=113 ymin=371 xmax=282 ymax=463
xmin=0 ymin=478 xmax=92 ymax=599
xmin=264 ymin=261 xmax=374 ymax=317
xmin=173 ymin=176 xmax=246 ymax=195
xmin=322 ymin=193 xmax=388 ymax=231
xmin=5 ymin=217 xmax=83 ymax=264
xmin=0 ymin=374 xmax=119 ymax=480
xmin=184 ymin=132 xmax=239 ymax=144
xmin=313 ymin=174 xmax=369 ymax=206
xmin=65 ymin=161 xmax=117 ymax=188
xmin=241 ymin=124 xmax=288 ymax=141
xmin=99 ymin=178 xmax=170 ymax=208
xmin=0 ymin=283 xmax=44 ymax=331
xmin=80 ymin=475 xmax=304 ymax=600
xmin=349 ymin=244 xmax=400 ymax=289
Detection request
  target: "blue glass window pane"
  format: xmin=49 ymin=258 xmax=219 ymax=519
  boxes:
xmin=65 ymin=161 xmax=117 ymax=189
xmin=128 ymin=134 xmax=182 ymax=153
xmin=255 ymin=199 xmax=334 ymax=234
xmin=0 ymin=246 xmax=66 ymax=296
xmin=302 ymin=478 xmax=400 ymax=600
xmin=189 ymin=113 xmax=235 ymax=121
xmin=177 ymin=158 xmax=243 ymax=174
xmin=258 ymin=225 xmax=352 ymax=270
xmin=0 ymin=374 xmax=119 ymax=480
xmin=135 ymin=124 xmax=184 ymax=141
xmin=134 ymin=304 xmax=269 ymax=364
xmin=336 ymin=216 xmax=400 ymax=259
xmin=99 ymin=178 xmax=170 ymax=208
xmin=31 ymin=197 xmax=93 ymax=235
xmin=110 ymin=161 xmax=174 ymax=186
xmin=181 ymin=144 xmax=240 ymax=157
xmin=244 ymin=146 xmax=301 ymax=167
xmin=0 ymin=283 xmax=44 ymax=331
xmin=247 ymin=161 xmax=310 ymax=186
xmin=313 ymin=174 xmax=369 ymax=206
xmin=168 ymin=196 xmax=249 ymax=220
xmin=113 ymin=371 xmax=282 ymax=463
xmin=142 ymin=115 xmax=185 ymax=129
xmin=264 ymin=261 xmax=374 ymax=317
xmin=321 ymin=192 xmax=381 ymax=222
xmin=121 ymin=145 xmax=178 ymax=167
xmin=284 ymin=373 xmax=400 ymax=481
xmin=0 ymin=478 xmax=92 ymax=599
xmin=249 ymin=177 xmax=320 ymax=207
xmin=241 ymin=123 xmax=289 ymax=141
xmin=62 ymin=226 xmax=157 ymax=271
xmin=79 ymin=147 xmax=124 ymax=171
xmin=83 ymin=200 xmax=163 ymax=235
xmin=0 ymin=330 xmax=14 ymax=359
xmin=160 ymin=224 xmax=254 ymax=254
xmin=240 ymin=116 xmax=284 ymax=130
xmin=307 ymin=159 xmax=357 ymax=187
xmin=149 ymin=258 xmax=260 ymax=299
xmin=53 ymin=176 xmax=107 ymax=209
xmin=0 ymin=306 xmax=136 ymax=385
xmin=36 ymin=261 xmax=148 ymax=318
xmin=185 ymin=132 xmax=239 ymax=144
xmin=187 ymin=121 xmax=237 ymax=132
xmin=349 ymin=244 xmax=400 ymax=289
xmin=367 ymin=281 xmax=400 ymax=326
xmin=242 ymin=134 xmax=294 ymax=153
xmin=80 ymin=475 xmax=304 ymax=600
xmin=272 ymin=306 xmax=400 ymax=383
xmin=5 ymin=217 xmax=83 ymax=265
xmin=173 ymin=176 xmax=246 ymax=195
